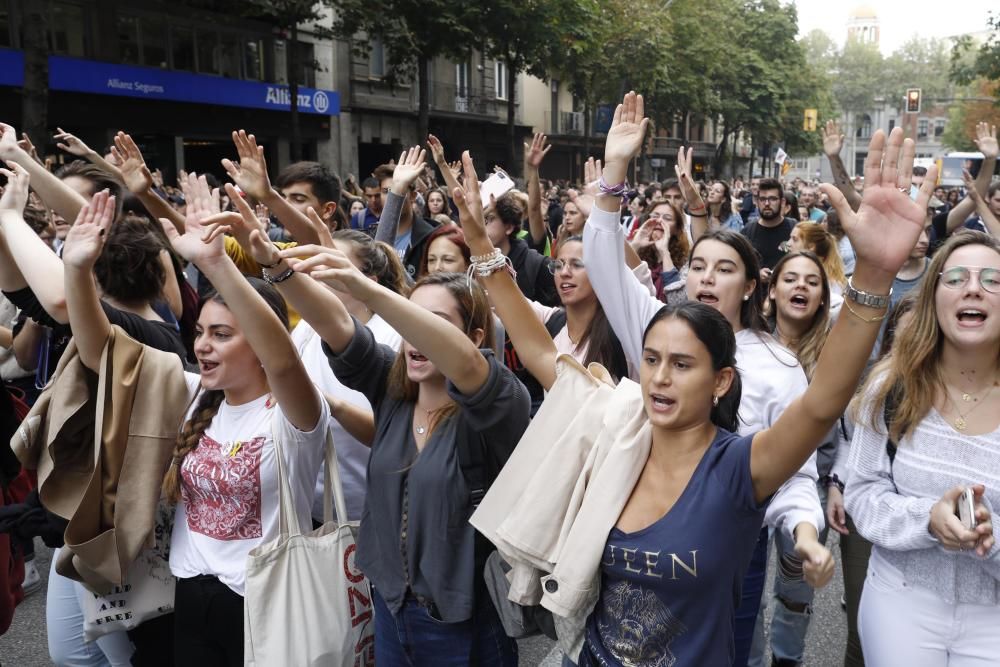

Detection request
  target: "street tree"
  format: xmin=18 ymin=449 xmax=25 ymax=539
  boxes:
xmin=332 ymin=0 xmax=478 ymax=144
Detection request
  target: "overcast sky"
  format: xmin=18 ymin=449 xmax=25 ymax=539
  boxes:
xmin=791 ymin=0 xmax=996 ymax=54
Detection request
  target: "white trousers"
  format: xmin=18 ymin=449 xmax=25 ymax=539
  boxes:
xmin=859 ymin=551 xmax=1000 ymax=667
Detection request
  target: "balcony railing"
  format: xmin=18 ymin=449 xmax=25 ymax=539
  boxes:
xmin=430 ymin=82 xmax=498 ymax=116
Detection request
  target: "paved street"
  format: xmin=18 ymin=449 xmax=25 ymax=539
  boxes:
xmin=2 ymin=535 xmax=850 ymax=666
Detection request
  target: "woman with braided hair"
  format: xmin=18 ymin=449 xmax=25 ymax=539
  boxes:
xmin=60 ymin=175 xmax=327 ymax=667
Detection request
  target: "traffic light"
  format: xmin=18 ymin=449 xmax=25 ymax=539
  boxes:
xmin=905 ymin=88 xmax=921 ymax=114
xmin=803 ymin=108 xmax=817 ymax=132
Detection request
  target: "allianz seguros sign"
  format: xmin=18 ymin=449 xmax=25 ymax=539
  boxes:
xmin=0 ymin=50 xmax=339 ymax=116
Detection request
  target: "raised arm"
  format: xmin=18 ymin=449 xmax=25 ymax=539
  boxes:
xmin=0 ymin=123 xmax=88 ymax=221
xmin=167 ymin=173 xmax=321 ymax=432
xmin=0 ymin=163 xmax=68 ymax=322
xmin=964 ymin=169 xmax=1000 ymax=237
xmin=452 ymin=151 xmax=559 ymax=389
xmin=822 ymin=121 xmax=863 ymax=213
xmin=111 ymin=131 xmax=187 ymax=234
xmin=675 ymin=146 xmax=708 ymax=241
xmin=204 ymin=187 xmax=357 ymax=354
xmin=751 ymin=127 xmax=937 ymax=502
xmin=54 ymin=127 xmax=125 ymax=181
xmin=524 ymin=133 xmax=552 ymax=246
xmin=374 ymin=146 xmax=425 ymax=245
xmin=285 ymin=243 xmax=491 ymax=397
xmin=221 ymin=130 xmax=319 ymax=245
xmin=427 ymin=134 xmax=462 ymax=198
xmin=947 ymin=123 xmax=998 ymax=234
xmin=583 ymin=93 xmax=663 ymax=369
xmin=61 ymin=191 xmax=117 ymax=370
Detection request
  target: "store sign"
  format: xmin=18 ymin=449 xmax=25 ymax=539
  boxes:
xmin=0 ymin=50 xmax=339 ymax=116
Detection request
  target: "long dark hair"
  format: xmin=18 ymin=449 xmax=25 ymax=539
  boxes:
xmin=641 ymin=301 xmax=741 ymax=432
xmin=688 ymin=230 xmax=768 ymax=332
xmin=713 ymin=180 xmax=734 ymax=222
xmin=559 ymin=236 xmax=630 ymax=381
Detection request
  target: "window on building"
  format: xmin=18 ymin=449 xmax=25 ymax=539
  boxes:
xmin=219 ymin=33 xmax=241 ymax=79
xmin=140 ymin=17 xmax=168 ymax=68
xmin=244 ymin=38 xmax=265 ymax=80
xmin=918 ymin=119 xmax=928 ymax=138
xmin=197 ymin=29 xmax=219 ymax=74
xmin=935 ymin=119 xmax=946 ymax=137
xmin=117 ymin=15 xmax=140 ymax=64
xmin=495 ymin=60 xmax=508 ymax=100
xmin=857 ymin=114 xmax=872 ymax=139
xmin=369 ymin=37 xmax=385 ymax=78
xmin=50 ymin=2 xmax=86 ymax=57
xmin=888 ymin=119 xmax=895 ymax=131
xmin=171 ymin=26 xmax=195 ymax=71
xmin=456 ymin=61 xmax=469 ymax=98
xmin=0 ymin=3 xmax=9 ymax=48
xmin=296 ymin=40 xmax=315 ymax=87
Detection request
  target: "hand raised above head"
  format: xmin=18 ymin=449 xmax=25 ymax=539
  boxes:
xmin=161 ymin=172 xmax=228 ymax=266
xmin=62 ymin=189 xmax=116 ymax=270
xmin=820 ymin=127 xmax=935 ymax=280
xmin=973 ymin=122 xmax=998 ymax=161
xmin=0 ymin=162 xmax=30 ymax=215
xmin=602 ymin=91 xmax=649 ymax=171
xmin=524 ymin=133 xmax=551 ymax=170
xmin=221 ymin=129 xmax=272 ymax=201
xmin=821 ymin=120 xmax=844 ymax=158
xmin=392 ymin=146 xmax=427 ymax=194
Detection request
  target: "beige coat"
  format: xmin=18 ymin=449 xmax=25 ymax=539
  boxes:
xmin=13 ymin=326 xmax=192 ymax=590
xmin=470 ymin=355 xmax=651 ymax=659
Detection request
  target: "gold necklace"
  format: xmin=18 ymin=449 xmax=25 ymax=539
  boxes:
xmin=946 ymin=382 xmax=997 ymax=431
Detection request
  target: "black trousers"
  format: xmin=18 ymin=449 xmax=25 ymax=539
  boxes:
xmin=173 ymin=575 xmax=244 ymax=667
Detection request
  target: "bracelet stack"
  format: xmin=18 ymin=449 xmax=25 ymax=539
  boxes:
xmin=598 ymin=176 xmax=629 ymax=200
xmin=469 ymin=248 xmax=517 ymax=280
xmin=263 ymin=265 xmax=295 ymax=285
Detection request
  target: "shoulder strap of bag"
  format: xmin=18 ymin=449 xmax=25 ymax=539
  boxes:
xmin=270 ymin=411 xmax=305 ymax=539
xmin=543 ymin=309 xmax=567 ymax=340
xmin=319 ymin=424 xmax=349 ymax=525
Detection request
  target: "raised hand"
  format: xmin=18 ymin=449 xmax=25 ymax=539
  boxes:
xmin=674 ymin=146 xmax=702 ymax=206
xmin=630 ymin=216 xmax=657 ymax=251
xmin=819 ymin=127 xmax=934 ymax=280
xmin=199 ymin=182 xmax=274 ymax=264
xmin=305 ymin=206 xmax=335 ymax=248
xmin=822 ymin=120 xmax=844 ymax=158
xmin=0 ymin=163 xmax=30 ymax=214
xmin=160 ymin=172 xmax=227 ymax=266
xmin=450 ymin=150 xmax=487 ymax=244
xmin=17 ymin=133 xmax=40 ymax=163
xmin=54 ymin=127 xmax=94 ymax=158
xmin=963 ymin=169 xmax=982 ymax=202
xmin=603 ymin=91 xmax=649 ymax=175
xmin=111 ymin=132 xmax=154 ymax=194
xmin=221 ymin=130 xmax=272 ymax=201
xmin=391 ymin=145 xmax=427 ymax=195
xmin=279 ymin=244 xmax=371 ymax=296
xmin=0 ymin=123 xmax=24 ymax=161
xmin=524 ymin=133 xmax=552 ymax=171
xmin=61 ymin=190 xmax=116 ymax=269
xmin=973 ymin=122 xmax=998 ymax=160
xmin=427 ymin=134 xmax=448 ymax=165
xmin=582 ymin=157 xmax=603 ymax=197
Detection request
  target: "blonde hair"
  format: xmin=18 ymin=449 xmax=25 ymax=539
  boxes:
xmin=852 ymin=231 xmax=1000 ymax=441
xmin=795 ymin=222 xmax=847 ymax=288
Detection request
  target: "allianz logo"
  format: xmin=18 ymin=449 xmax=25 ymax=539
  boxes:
xmin=265 ymin=86 xmax=330 ymax=113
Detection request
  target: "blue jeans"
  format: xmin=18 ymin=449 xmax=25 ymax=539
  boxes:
xmin=733 ymin=527 xmax=769 ymax=666
xmin=373 ymin=588 xmax=518 ymax=667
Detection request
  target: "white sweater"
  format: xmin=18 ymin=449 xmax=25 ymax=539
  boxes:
xmin=583 ymin=206 xmax=822 ymax=536
xmin=845 ymin=379 xmax=1000 ymax=605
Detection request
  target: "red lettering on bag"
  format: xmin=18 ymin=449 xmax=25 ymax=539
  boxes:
xmin=343 ymin=544 xmax=364 ymax=583
xmin=348 ymin=587 xmax=371 ymax=626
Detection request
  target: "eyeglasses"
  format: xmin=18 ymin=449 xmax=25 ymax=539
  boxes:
xmin=549 ymin=258 xmax=586 ymax=274
xmin=939 ymin=266 xmax=1000 ymax=293
xmin=758 ymin=196 xmax=781 ymax=204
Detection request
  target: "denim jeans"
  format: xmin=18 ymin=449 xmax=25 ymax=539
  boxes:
xmin=733 ymin=527 xmax=769 ymax=666
xmin=46 ymin=550 xmax=135 ymax=667
xmin=373 ymin=588 xmax=518 ymax=667
xmin=840 ymin=514 xmax=872 ymax=667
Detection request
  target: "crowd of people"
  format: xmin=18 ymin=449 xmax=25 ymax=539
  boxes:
xmin=0 ymin=90 xmax=997 ymax=667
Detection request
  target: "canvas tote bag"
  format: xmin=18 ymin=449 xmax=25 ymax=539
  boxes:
xmin=243 ymin=419 xmax=374 ymax=666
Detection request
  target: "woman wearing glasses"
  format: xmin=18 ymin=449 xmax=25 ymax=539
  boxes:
xmin=846 ymin=231 xmax=1000 ymax=666
xmin=629 ymin=201 xmax=690 ymax=305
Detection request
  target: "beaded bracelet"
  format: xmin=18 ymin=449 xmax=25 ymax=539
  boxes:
xmin=598 ymin=176 xmax=629 ymax=199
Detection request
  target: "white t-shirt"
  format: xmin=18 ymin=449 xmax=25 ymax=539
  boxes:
xmin=169 ymin=374 xmax=329 ymax=595
xmin=291 ymin=315 xmax=402 ymax=523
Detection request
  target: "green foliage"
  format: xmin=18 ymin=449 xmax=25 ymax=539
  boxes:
xmin=950 ymin=11 xmax=1000 ymax=86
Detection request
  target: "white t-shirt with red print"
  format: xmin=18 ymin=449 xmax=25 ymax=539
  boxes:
xmin=169 ymin=376 xmax=329 ymax=596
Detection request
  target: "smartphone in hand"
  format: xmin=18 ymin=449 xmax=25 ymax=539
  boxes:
xmin=958 ymin=487 xmax=977 ymax=531
xmin=480 ymin=169 xmax=514 ymax=209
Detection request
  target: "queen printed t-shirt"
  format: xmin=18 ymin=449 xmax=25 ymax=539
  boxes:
xmin=169 ymin=374 xmax=329 ymax=596
xmin=583 ymin=429 xmax=767 ymax=666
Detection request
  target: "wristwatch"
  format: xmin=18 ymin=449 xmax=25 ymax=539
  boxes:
xmin=844 ymin=278 xmax=891 ymax=309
